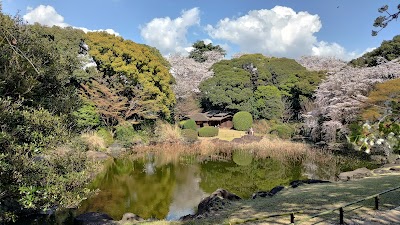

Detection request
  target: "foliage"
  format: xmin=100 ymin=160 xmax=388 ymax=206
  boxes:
xmin=96 ymin=128 xmax=114 ymax=147
xmin=0 ymin=98 xmax=94 ymax=222
xmin=73 ymin=103 xmax=101 ymax=130
xmin=350 ymin=35 xmax=400 ymax=67
xmin=348 ymin=79 xmax=400 ymax=154
xmin=115 ymin=122 xmax=136 ymax=146
xmin=0 ymin=14 xmax=82 ymax=117
xmin=84 ymin=32 xmax=176 ymax=122
xmin=182 ymin=119 xmax=197 ymax=131
xmin=200 ymin=54 xmax=324 ymax=120
xmin=361 ymin=78 xmax=400 ymax=121
xmin=198 ymin=126 xmax=219 ymax=137
xmin=372 ymin=4 xmax=400 ymax=36
xmin=79 ymin=78 xmax=128 ymax=126
xmin=233 ymin=111 xmax=253 ymax=131
xmin=188 ymin=40 xmax=226 ymax=63
xmin=181 ymin=129 xmax=198 ymax=143
xmin=269 ymin=123 xmax=296 ymax=139
xmin=254 ymin=85 xmax=284 ymax=120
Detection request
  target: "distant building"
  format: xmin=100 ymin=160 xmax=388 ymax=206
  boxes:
xmin=185 ymin=111 xmax=233 ymax=128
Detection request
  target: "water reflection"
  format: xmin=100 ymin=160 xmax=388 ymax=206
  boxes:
xmin=77 ymin=152 xmax=307 ymax=220
xmin=166 ymin=165 xmax=207 ymax=220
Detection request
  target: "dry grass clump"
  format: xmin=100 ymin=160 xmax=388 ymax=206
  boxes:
xmin=81 ymin=131 xmax=106 ymax=151
xmin=153 ymin=120 xmax=182 ymax=143
xmin=235 ymin=137 xmax=310 ymax=162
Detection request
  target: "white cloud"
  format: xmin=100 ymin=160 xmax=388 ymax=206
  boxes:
xmin=140 ymin=8 xmax=200 ymax=55
xmin=312 ymin=41 xmax=357 ymax=61
xmin=203 ymin=39 xmax=213 ymax=45
xmin=23 ymin=5 xmax=119 ymax=36
xmin=74 ymin=27 xmax=120 ymax=36
xmin=23 ymin=5 xmax=68 ymax=27
xmin=206 ymin=6 xmax=356 ymax=60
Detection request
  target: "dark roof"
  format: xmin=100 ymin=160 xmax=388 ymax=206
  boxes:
xmin=188 ymin=113 xmax=209 ymax=122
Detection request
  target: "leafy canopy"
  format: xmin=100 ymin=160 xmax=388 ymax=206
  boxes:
xmin=200 ymin=54 xmax=324 ymax=120
xmin=350 ymin=35 xmax=400 ymax=67
xmin=84 ymin=32 xmax=176 ymax=123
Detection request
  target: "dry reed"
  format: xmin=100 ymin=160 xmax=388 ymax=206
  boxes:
xmin=153 ymin=120 xmax=183 ymax=143
xmin=129 ymin=137 xmax=330 ymax=168
xmin=81 ymin=131 xmax=106 ymax=151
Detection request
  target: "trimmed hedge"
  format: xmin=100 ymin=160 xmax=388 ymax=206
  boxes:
xmin=181 ymin=129 xmax=198 ymax=142
xmin=182 ymin=119 xmax=197 ymax=130
xmin=198 ymin=126 xmax=219 ymax=137
xmin=233 ymin=111 xmax=253 ymax=131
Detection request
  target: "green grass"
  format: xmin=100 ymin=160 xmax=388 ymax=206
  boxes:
xmin=199 ymin=128 xmax=246 ymax=141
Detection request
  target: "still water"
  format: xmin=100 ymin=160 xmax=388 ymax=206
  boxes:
xmin=77 ymin=151 xmax=306 ymax=221
xmin=14 ymin=150 xmax=324 ymax=224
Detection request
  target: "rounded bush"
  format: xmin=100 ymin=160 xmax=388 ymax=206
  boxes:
xmin=182 ymin=119 xmax=197 ymax=131
xmin=198 ymin=126 xmax=219 ymax=137
xmin=233 ymin=111 xmax=253 ymax=131
xmin=181 ymin=129 xmax=198 ymax=142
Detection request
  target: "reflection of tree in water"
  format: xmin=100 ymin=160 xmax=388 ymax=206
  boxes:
xmin=199 ymin=156 xmax=305 ymax=198
xmin=166 ymin=164 xmax=207 ymax=220
xmin=78 ymin=158 xmax=177 ymax=220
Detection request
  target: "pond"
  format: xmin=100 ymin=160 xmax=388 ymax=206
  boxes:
xmin=12 ymin=150 xmax=337 ymax=224
xmin=76 ymin=151 xmax=310 ymax=221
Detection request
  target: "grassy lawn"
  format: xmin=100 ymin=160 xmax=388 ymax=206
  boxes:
xmin=199 ymin=128 xmax=246 ymax=141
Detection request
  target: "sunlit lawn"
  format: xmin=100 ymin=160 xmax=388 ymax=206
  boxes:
xmin=199 ymin=128 xmax=246 ymax=141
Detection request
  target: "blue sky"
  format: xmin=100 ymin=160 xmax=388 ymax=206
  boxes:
xmin=2 ymin=0 xmax=399 ymax=60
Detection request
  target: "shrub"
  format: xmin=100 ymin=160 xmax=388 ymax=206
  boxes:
xmin=72 ymin=103 xmax=100 ymax=130
xmin=233 ymin=111 xmax=253 ymax=131
xmin=178 ymin=120 xmax=187 ymax=128
xmin=181 ymin=129 xmax=198 ymax=142
xmin=97 ymin=128 xmax=114 ymax=147
xmin=182 ymin=119 xmax=197 ymax=131
xmin=115 ymin=122 xmax=135 ymax=146
xmin=270 ymin=124 xmax=295 ymax=139
xmin=198 ymin=126 xmax=219 ymax=137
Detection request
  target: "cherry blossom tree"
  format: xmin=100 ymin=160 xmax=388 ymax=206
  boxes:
xmin=304 ymin=58 xmax=400 ymax=146
xmin=296 ymin=56 xmax=347 ymax=73
xmin=167 ymin=50 xmax=224 ymax=99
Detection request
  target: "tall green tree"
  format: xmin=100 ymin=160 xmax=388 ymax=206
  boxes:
xmin=84 ymin=32 xmax=176 ymax=122
xmin=200 ymin=54 xmax=324 ymax=120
